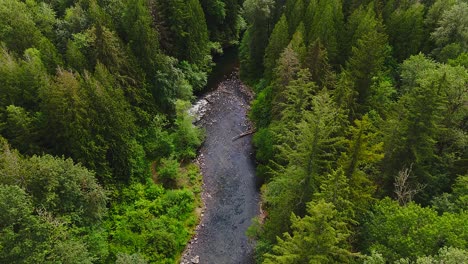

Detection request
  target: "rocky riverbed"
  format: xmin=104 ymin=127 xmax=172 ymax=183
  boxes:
xmin=181 ymin=71 xmax=260 ymax=264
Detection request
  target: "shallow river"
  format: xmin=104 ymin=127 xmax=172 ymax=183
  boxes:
xmin=181 ymin=50 xmax=260 ymax=264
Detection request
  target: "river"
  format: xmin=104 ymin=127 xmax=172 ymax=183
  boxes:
xmin=181 ymin=48 xmax=260 ymax=264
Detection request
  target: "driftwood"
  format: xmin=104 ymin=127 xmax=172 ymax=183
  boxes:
xmin=204 ymin=97 xmax=213 ymax=104
xmin=232 ymin=129 xmax=256 ymax=141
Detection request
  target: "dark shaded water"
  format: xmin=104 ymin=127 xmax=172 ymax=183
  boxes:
xmin=196 ymin=47 xmax=240 ymax=95
xmin=182 ymin=49 xmax=260 ymax=264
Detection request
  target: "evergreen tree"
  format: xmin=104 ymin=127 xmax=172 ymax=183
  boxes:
xmin=340 ymin=115 xmax=383 ymax=215
xmin=382 ymin=54 xmax=446 ymax=201
xmin=363 ymin=198 xmax=468 ymax=262
xmin=273 ymin=46 xmax=301 ymax=88
xmin=263 ymin=90 xmax=347 ymax=240
xmin=240 ymin=0 xmax=276 ymax=81
xmin=285 ymin=0 xmax=305 ymax=34
xmin=304 ymin=39 xmax=334 ymax=87
xmin=263 ymin=200 xmax=353 ymax=263
xmin=200 ymin=0 xmax=243 ymax=44
xmin=306 ymin=0 xmax=344 ymax=64
xmin=386 ymin=3 xmax=425 ymax=61
xmin=264 ymin=15 xmax=290 ymax=79
xmin=343 ymin=12 xmax=389 ymax=116
xmin=156 ymin=0 xmax=211 ymax=66
xmin=314 ymin=168 xmax=354 ymax=220
xmin=287 ymin=23 xmax=307 ymax=64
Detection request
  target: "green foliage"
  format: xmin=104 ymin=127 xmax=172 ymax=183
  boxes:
xmin=262 ymin=89 xmax=347 ymax=241
xmin=107 ymin=182 xmax=196 ymax=263
xmin=409 ymin=247 xmax=468 ymax=264
xmin=383 ymin=54 xmax=467 ymax=200
xmin=240 ymin=0 xmax=276 ymax=81
xmin=264 ymin=15 xmax=290 ymax=79
xmin=343 ymin=13 xmax=389 ymax=116
xmin=263 ymin=200 xmax=353 ymax=263
xmin=0 ymin=0 xmax=41 ymax=54
xmin=287 ymin=23 xmax=307 ymax=64
xmin=362 ymin=198 xmax=468 ymax=262
xmin=386 ymin=3 xmax=425 ymax=61
xmin=156 ymin=0 xmax=211 ymax=67
xmin=115 ymin=253 xmax=148 ymax=264
xmin=201 ymin=0 xmax=243 ymax=45
xmin=157 ymin=157 xmax=180 ymax=182
xmin=304 ymin=39 xmax=334 ymax=87
xmin=305 ymin=0 xmax=344 ymax=64
xmin=0 ymin=142 xmax=103 ymax=263
xmin=172 ymin=100 xmax=204 ymax=160
xmin=0 ymin=138 xmax=107 ymax=226
xmin=430 ymin=2 xmax=468 ymax=61
xmin=0 ymin=184 xmax=97 ymax=264
xmin=0 ymin=0 xmax=228 ymax=262
xmin=245 ymin=0 xmax=468 ymax=262
xmin=285 ymin=0 xmax=305 ymax=34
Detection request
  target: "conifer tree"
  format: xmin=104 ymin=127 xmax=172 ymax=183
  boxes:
xmin=314 ymin=168 xmax=354 ymax=220
xmin=306 ymin=0 xmax=344 ymax=64
xmin=343 ymin=12 xmax=389 ymax=116
xmin=263 ymin=90 xmax=347 ymax=241
xmin=383 ymin=55 xmax=446 ymax=200
xmin=285 ymin=0 xmax=305 ymax=35
xmin=155 ymin=0 xmax=210 ymax=66
xmin=340 ymin=115 xmax=383 ymax=215
xmin=264 ymin=15 xmax=290 ymax=79
xmin=240 ymin=0 xmax=275 ymax=81
xmin=273 ymin=46 xmax=301 ymax=88
xmin=386 ymin=3 xmax=425 ymax=61
xmin=263 ymin=200 xmax=353 ymax=264
xmin=287 ymin=23 xmax=307 ymax=64
xmin=304 ymin=39 xmax=334 ymax=87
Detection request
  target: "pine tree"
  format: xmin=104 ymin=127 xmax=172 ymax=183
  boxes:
xmin=275 ymin=69 xmax=318 ymax=123
xmin=340 ymin=115 xmax=383 ymax=215
xmin=382 ymin=54 xmax=447 ymax=201
xmin=314 ymin=168 xmax=354 ymax=219
xmin=264 ymin=15 xmax=290 ymax=79
xmin=343 ymin=11 xmax=389 ymax=117
xmin=155 ymin=0 xmax=210 ymax=66
xmin=285 ymin=0 xmax=305 ymax=34
xmin=263 ymin=200 xmax=353 ymax=264
xmin=263 ymin=89 xmax=347 ymax=241
xmin=306 ymin=0 xmax=344 ymax=64
xmin=386 ymin=3 xmax=425 ymax=61
xmin=287 ymin=23 xmax=307 ymax=64
xmin=304 ymin=39 xmax=334 ymax=87
xmin=273 ymin=46 xmax=301 ymax=88
xmin=430 ymin=2 xmax=468 ymax=62
xmin=240 ymin=0 xmax=275 ymax=81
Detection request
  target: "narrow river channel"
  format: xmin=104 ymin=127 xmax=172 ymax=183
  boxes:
xmin=181 ymin=48 xmax=260 ymax=264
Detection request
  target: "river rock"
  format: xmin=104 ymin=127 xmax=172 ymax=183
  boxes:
xmin=191 ymin=255 xmax=200 ymax=264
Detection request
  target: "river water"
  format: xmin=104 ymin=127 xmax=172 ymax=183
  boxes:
xmin=181 ymin=49 xmax=260 ymax=264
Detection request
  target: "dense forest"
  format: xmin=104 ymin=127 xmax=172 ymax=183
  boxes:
xmin=0 ymin=0 xmax=467 ymax=263
xmin=0 ymin=0 xmax=244 ymax=263
xmin=242 ymin=0 xmax=468 ymax=263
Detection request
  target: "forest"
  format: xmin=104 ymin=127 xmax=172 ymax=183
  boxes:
xmin=0 ymin=0 xmax=466 ymax=263
xmin=242 ymin=0 xmax=468 ymax=263
xmin=0 ymin=0 xmax=243 ymax=263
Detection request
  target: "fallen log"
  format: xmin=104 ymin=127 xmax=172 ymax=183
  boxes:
xmin=232 ymin=129 xmax=256 ymax=141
